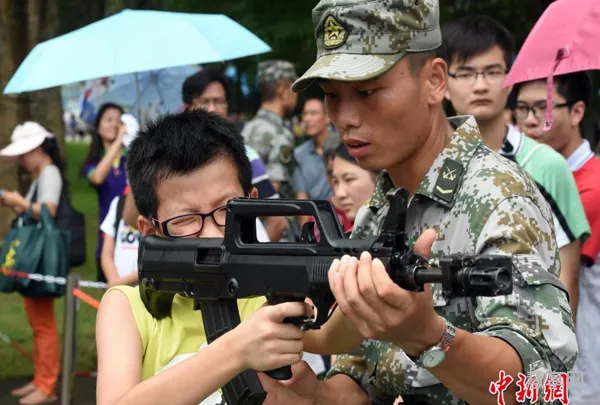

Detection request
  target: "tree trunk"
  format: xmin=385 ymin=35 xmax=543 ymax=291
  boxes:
xmin=0 ymin=0 xmax=63 ymax=243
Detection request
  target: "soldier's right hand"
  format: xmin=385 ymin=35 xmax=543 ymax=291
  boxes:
xmin=232 ymin=301 xmax=312 ymax=372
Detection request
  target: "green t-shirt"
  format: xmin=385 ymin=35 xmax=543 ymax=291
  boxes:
xmin=501 ymin=125 xmax=590 ymax=247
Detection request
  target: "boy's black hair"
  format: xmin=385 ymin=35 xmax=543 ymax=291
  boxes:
xmin=181 ymin=69 xmax=230 ymax=105
xmin=126 ymin=109 xmax=252 ymax=219
xmin=441 ymin=14 xmax=514 ymax=69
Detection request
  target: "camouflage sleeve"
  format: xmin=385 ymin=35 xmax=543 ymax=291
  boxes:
xmin=473 ymin=196 xmax=578 ymax=382
xmin=265 ymin=137 xmax=287 ymax=183
xmin=324 ymin=344 xmax=371 ymax=392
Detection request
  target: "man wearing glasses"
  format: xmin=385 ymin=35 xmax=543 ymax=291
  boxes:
xmin=442 ymin=15 xmax=590 ymax=319
xmin=515 ymin=70 xmax=600 ymax=405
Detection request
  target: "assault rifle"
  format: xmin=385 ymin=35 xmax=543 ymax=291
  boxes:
xmin=137 ymin=188 xmax=514 ymax=405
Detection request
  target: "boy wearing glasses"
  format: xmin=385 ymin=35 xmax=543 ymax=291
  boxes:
xmin=442 ymin=15 xmax=590 ymax=319
xmin=515 ymin=70 xmax=600 ymax=405
xmin=95 ymin=109 xmax=312 ymax=405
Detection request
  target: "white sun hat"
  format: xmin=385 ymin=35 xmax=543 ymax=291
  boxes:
xmin=0 ymin=122 xmax=55 ymax=157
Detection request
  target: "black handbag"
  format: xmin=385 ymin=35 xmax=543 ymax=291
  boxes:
xmin=55 ymin=195 xmax=86 ymax=267
xmin=32 ymin=185 xmax=87 ymax=268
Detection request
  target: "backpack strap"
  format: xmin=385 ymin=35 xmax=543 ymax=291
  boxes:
xmin=114 ymin=194 xmax=126 ymax=240
xmin=31 ymin=183 xmax=38 ymax=204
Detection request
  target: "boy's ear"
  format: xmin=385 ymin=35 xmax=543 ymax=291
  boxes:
xmin=249 ymin=187 xmax=259 ymax=199
xmin=138 ymin=215 xmax=158 ymax=236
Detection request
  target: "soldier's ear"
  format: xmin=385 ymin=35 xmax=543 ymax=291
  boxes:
xmin=249 ymin=187 xmax=259 ymax=199
xmin=276 ymin=81 xmax=288 ymax=99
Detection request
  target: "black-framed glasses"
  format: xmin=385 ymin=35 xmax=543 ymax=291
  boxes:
xmin=514 ymin=102 xmax=572 ymax=121
xmin=151 ymin=205 xmax=228 ymax=238
xmin=448 ymin=68 xmax=508 ymax=85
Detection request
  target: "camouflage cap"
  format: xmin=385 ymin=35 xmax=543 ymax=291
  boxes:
xmin=258 ymin=60 xmax=298 ymax=85
xmin=292 ymin=0 xmax=442 ymax=93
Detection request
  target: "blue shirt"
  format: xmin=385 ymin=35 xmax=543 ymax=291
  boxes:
xmin=293 ymin=140 xmax=332 ymax=200
xmin=84 ymin=153 xmax=128 ymax=258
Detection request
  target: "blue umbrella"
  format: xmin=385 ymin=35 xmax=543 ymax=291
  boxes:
xmin=82 ymin=65 xmax=201 ymax=123
xmin=3 ymin=9 xmax=271 ymax=95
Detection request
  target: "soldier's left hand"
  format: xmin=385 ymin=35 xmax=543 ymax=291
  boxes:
xmin=329 ymin=229 xmax=446 ymax=355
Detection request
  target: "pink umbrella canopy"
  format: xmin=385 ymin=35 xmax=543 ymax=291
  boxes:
xmin=504 ymin=0 xmax=600 ymax=130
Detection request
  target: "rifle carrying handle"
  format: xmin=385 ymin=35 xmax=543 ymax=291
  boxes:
xmin=263 ymin=296 xmax=306 ymax=381
xmin=198 ymin=300 xmax=267 ymax=405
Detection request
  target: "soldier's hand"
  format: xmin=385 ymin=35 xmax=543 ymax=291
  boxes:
xmin=259 ymin=361 xmax=318 ymax=405
xmin=328 ymin=229 xmax=446 ymax=355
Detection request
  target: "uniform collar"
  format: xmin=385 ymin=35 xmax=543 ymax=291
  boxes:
xmin=566 ymin=139 xmax=594 ymax=172
xmin=257 ymin=107 xmax=284 ymax=125
xmin=367 ymin=115 xmax=482 ymax=210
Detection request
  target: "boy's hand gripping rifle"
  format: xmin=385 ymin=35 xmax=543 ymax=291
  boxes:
xmin=137 ymin=188 xmax=514 ymax=405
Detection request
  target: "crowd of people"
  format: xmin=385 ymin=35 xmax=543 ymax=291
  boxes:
xmin=1 ymin=0 xmax=599 ymax=404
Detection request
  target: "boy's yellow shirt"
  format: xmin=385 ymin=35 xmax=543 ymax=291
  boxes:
xmin=108 ymin=285 xmax=266 ymax=404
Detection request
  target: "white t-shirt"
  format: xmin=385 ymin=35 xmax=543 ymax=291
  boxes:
xmin=100 ymin=196 xmax=141 ymax=278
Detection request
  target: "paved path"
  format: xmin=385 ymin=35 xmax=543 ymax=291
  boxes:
xmin=0 ymin=377 xmax=96 ymax=405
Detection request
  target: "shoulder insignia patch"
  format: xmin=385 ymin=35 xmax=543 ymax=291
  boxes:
xmin=433 ymin=158 xmax=463 ymax=203
xmin=279 ymin=145 xmax=293 ymax=165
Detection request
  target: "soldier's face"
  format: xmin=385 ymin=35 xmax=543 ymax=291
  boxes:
xmin=320 ymin=58 xmax=441 ymax=171
xmin=281 ymin=81 xmax=298 ymax=113
xmin=445 ymin=45 xmax=511 ymax=124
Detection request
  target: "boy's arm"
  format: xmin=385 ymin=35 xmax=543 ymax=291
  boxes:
xmin=96 ymin=290 xmax=309 ymax=405
xmin=97 ymin=290 xmax=247 ymax=405
xmin=304 ymin=307 xmax=363 ymax=355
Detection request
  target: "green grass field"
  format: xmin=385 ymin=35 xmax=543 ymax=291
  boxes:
xmin=0 ymin=142 xmax=103 ymax=380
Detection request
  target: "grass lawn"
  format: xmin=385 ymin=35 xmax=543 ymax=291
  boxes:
xmin=0 ymin=142 xmax=103 ymax=380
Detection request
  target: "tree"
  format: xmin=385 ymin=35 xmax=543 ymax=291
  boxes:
xmin=0 ymin=0 xmax=63 ymax=241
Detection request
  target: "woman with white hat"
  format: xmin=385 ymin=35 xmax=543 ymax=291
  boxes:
xmin=0 ymin=121 xmax=64 ymax=404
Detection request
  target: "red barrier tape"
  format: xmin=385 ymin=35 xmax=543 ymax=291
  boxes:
xmin=1 ymin=268 xmax=101 ymax=375
xmin=73 ymin=288 xmax=101 ymax=310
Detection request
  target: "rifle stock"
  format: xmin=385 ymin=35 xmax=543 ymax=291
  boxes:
xmin=138 ymin=188 xmax=514 ymax=405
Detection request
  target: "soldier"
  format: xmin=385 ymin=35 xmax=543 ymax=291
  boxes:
xmin=258 ymin=1 xmax=577 ymax=404
xmin=243 ymin=60 xmax=299 ymax=200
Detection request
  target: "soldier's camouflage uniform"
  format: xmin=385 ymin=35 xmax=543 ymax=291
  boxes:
xmin=243 ymin=60 xmax=298 ymax=199
xmin=327 ymin=116 xmax=578 ymax=404
xmin=291 ymin=0 xmax=578 ymax=404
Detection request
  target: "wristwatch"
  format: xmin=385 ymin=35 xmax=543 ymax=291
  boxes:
xmin=412 ymin=318 xmax=456 ymax=368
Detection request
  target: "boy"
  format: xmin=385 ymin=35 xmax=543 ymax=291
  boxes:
xmin=95 ymin=110 xmax=313 ymax=405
